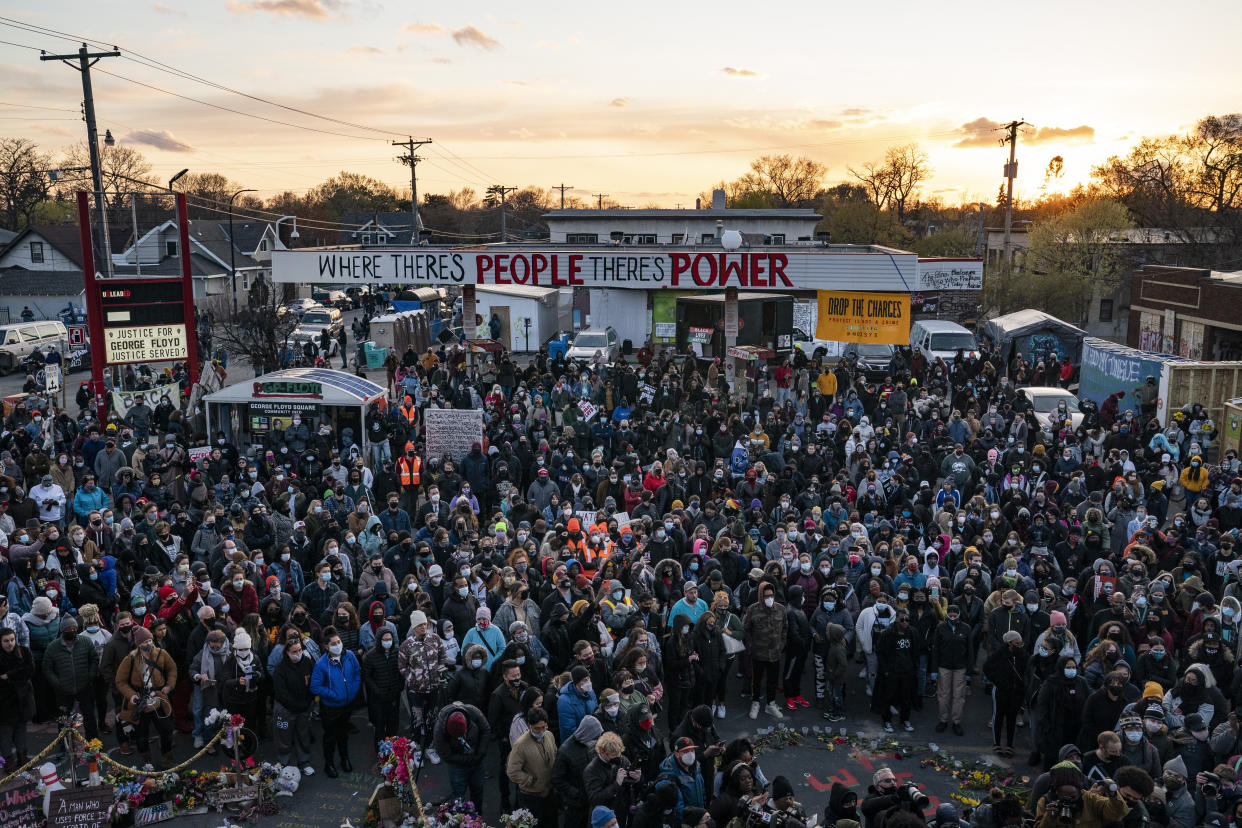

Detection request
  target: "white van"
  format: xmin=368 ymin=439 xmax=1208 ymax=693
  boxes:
xmin=0 ymin=320 xmax=69 ymax=374
xmin=910 ymin=320 xmax=978 ymax=364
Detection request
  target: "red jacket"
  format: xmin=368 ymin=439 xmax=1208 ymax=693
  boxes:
xmin=220 ymin=582 xmax=259 ymax=625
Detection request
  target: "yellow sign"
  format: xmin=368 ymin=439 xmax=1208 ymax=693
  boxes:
xmin=815 ymin=290 xmax=910 ymax=345
xmin=103 ymin=324 xmax=189 ymax=365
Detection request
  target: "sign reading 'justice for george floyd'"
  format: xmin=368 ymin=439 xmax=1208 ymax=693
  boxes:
xmin=271 ymin=248 xmax=917 ymax=292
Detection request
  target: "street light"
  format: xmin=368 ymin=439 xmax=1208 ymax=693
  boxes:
xmin=274 ymin=215 xmax=299 ymax=249
xmin=229 ymin=188 xmax=256 ymax=315
xmin=103 ymin=129 xmax=115 ymax=147
xmin=168 ymin=168 xmax=188 ymax=190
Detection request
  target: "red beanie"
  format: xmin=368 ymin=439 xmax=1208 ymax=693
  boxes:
xmin=446 ymin=711 xmax=467 ymax=737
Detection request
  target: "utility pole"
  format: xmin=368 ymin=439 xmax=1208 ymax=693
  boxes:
xmin=41 ymin=44 xmax=121 ymax=278
xmin=487 ymin=185 xmax=516 ymax=241
xmin=594 ymin=193 xmax=609 ymax=210
xmin=553 ymin=183 xmax=573 ymax=210
xmin=394 ymin=136 xmax=432 ymax=238
xmin=975 ymin=201 xmax=986 ymax=257
xmin=998 ymin=119 xmax=1029 ymax=313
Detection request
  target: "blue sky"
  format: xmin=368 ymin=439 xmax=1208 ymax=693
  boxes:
xmin=2 ymin=0 xmax=1239 ymax=206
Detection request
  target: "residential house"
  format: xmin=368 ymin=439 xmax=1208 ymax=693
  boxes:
xmin=1128 ymin=265 xmax=1242 ymax=360
xmin=984 ymin=225 xmax=1231 ymax=342
xmin=339 ymin=211 xmax=419 ymax=247
xmin=0 ymin=224 xmax=92 ymax=323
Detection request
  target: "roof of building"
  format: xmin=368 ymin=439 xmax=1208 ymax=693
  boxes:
xmin=0 ymin=228 xmax=16 ymax=245
xmin=476 ymin=284 xmax=562 ymax=300
xmin=0 ymin=224 xmax=87 ymax=269
xmin=0 ymin=267 xmax=85 ymax=297
xmin=206 ymin=367 xmax=386 ymax=405
xmin=545 ymin=208 xmax=822 ymax=220
xmin=340 ymin=211 xmax=418 ymax=245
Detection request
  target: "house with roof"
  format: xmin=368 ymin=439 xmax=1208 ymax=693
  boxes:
xmin=0 ymin=224 xmax=92 ymax=323
xmin=339 ymin=211 xmax=419 ymax=247
xmin=112 ymin=220 xmax=264 ymax=305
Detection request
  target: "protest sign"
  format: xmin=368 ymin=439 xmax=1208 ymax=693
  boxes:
xmin=816 ymin=290 xmax=910 ymax=345
xmin=578 ymin=400 xmax=598 ymax=421
xmin=46 ymin=785 xmax=113 ymax=828
xmin=111 ymin=381 xmax=179 ymax=419
xmin=424 ymin=408 xmax=484 ymax=461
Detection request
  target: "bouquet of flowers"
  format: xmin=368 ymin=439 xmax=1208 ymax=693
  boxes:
xmin=500 ymin=808 xmax=537 ymax=828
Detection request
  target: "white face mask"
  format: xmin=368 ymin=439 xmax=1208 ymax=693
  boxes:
xmin=764 ymin=596 xmax=774 ymax=608
xmin=328 ymin=643 xmax=343 ymax=656
xmin=678 ymin=751 xmax=695 ymax=767
xmin=288 ymin=650 xmax=303 ymax=662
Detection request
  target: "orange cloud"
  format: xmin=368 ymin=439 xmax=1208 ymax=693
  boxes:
xmin=227 ymin=0 xmax=340 ymax=19
xmin=452 ymin=25 xmax=500 ymax=50
xmin=954 ymin=118 xmax=1095 ymax=148
xmin=721 ymin=67 xmax=759 ymax=77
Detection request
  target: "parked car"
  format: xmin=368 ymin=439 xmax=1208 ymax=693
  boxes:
xmin=0 ymin=320 xmax=69 ymax=375
xmin=910 ymin=320 xmax=979 ymax=364
xmin=281 ymin=298 xmax=321 ymax=318
xmin=791 ymin=328 xmax=840 ymax=361
xmin=841 ymin=343 xmax=896 ymax=380
xmin=565 ymin=326 xmax=620 ymax=362
xmin=1019 ymin=386 xmax=1084 ymax=430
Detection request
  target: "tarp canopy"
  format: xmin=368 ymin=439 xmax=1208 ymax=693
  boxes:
xmin=204 ymin=367 xmax=386 ymax=406
xmin=981 ymin=309 xmax=1085 ymax=364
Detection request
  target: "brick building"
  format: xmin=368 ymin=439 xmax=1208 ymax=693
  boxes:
xmin=1127 ymin=265 xmax=1242 ymax=360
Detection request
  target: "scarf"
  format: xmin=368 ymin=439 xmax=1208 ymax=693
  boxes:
xmin=234 ymin=648 xmax=254 ymax=676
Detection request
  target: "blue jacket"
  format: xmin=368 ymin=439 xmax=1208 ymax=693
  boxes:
xmin=461 ymin=624 xmax=507 ymax=669
xmin=310 ymin=651 xmax=362 ymax=708
xmin=72 ymin=486 xmax=108 ymax=521
xmin=556 ymin=681 xmax=597 ymax=742
xmin=657 ymin=752 xmax=706 ymax=819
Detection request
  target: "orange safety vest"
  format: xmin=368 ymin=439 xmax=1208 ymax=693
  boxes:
xmin=399 ymin=404 xmax=418 ymax=424
xmin=397 ymin=455 xmax=422 ymax=487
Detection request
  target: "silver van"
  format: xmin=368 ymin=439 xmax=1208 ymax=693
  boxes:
xmin=910 ymin=320 xmax=978 ymax=364
xmin=0 ymin=320 xmax=69 ymax=374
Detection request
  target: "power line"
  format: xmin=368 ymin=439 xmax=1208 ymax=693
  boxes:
xmin=0 ymin=100 xmax=81 ymax=113
xmin=92 ymin=67 xmax=390 ymax=142
xmin=553 ymin=183 xmax=573 ymax=209
xmin=0 ymin=16 xmax=413 ymax=139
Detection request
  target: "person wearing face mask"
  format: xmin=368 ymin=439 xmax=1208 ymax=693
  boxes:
xmin=1113 ymin=713 xmax=1162 ymax=781
xmin=221 ymin=627 xmax=265 ymax=729
xmin=220 ymin=564 xmax=259 ymax=625
xmin=506 ymin=706 xmax=558 ymax=827
xmin=43 ymin=616 xmax=101 ymax=740
xmin=742 ymin=582 xmax=787 ymax=720
xmin=361 ymin=627 xmax=402 ymax=752
xmin=1032 ymin=654 xmax=1088 ymax=770
xmin=462 ymin=605 xmax=506 ymax=671
xmin=1078 ymin=668 xmax=1133 ymax=753
xmin=435 ymin=701 xmax=492 ymax=808
xmin=271 ymin=631 xmax=316 ymax=777
xmin=309 ymin=630 xmax=362 ymax=778
xmin=357 ymin=551 xmax=397 ymax=606
xmin=116 ymin=626 xmax=177 ymax=769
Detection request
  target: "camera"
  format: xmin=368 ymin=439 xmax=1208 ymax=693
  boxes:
xmin=899 ymin=783 xmax=930 ymax=810
xmin=1056 ymin=797 xmax=1077 ymax=825
xmin=735 ymin=796 xmax=807 ymax=828
xmin=1202 ymin=772 xmax=1221 ymax=798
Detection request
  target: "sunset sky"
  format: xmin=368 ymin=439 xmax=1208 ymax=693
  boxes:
xmin=2 ymin=1 xmax=1239 ymax=209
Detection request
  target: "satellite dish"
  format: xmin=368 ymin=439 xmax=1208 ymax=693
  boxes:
xmin=721 ymin=230 xmax=744 ymax=250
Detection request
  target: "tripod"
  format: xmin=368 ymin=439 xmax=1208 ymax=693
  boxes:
xmin=412 ymin=669 xmax=449 ymax=786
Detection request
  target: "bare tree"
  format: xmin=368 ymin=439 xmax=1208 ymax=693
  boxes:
xmin=203 ymin=279 xmax=300 ymax=375
xmin=60 ymin=143 xmax=158 ymax=209
xmin=883 ymin=143 xmax=930 ymax=221
xmin=0 ymin=137 xmax=52 ymax=231
xmin=848 ymin=160 xmax=894 ymax=211
xmin=738 ymin=155 xmax=827 ymax=207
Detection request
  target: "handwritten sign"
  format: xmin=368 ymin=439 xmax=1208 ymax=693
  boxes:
xmin=47 ymin=785 xmax=114 ymax=828
xmin=424 ymin=408 xmax=483 ymax=461
xmin=638 ymin=383 xmax=656 ymax=404
xmin=0 ymin=779 xmax=39 ymax=828
xmin=578 ymin=400 xmax=598 ymax=421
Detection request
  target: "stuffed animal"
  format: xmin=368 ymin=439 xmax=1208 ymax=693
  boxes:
xmin=276 ymin=765 xmax=301 ymax=797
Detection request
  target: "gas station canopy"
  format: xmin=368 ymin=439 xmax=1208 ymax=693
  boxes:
xmin=204 ymin=367 xmax=387 ymax=406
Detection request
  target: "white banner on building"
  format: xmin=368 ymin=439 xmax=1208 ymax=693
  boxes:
xmin=424 ymin=408 xmax=484 ymax=461
xmin=112 ymin=381 xmax=179 ymax=419
xmin=916 ymin=259 xmax=983 ymax=291
xmin=272 ymin=248 xmax=918 ymax=292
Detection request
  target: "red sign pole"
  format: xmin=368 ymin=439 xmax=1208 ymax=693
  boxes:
xmin=76 ymin=191 xmax=109 ymax=426
xmin=175 ymin=193 xmax=201 ymax=388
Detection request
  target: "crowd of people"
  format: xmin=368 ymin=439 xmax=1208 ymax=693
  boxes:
xmin=1 ymin=325 xmax=1241 ymax=828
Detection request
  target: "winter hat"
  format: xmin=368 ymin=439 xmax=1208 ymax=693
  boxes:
xmin=157 ymin=585 xmax=177 ymax=603
xmin=233 ymin=629 xmax=252 ymax=650
xmin=78 ymin=604 xmax=100 ymax=625
xmin=591 ymin=806 xmax=618 ymax=828
xmin=934 ymin=803 xmax=960 ymax=824
xmin=266 ymin=575 xmax=281 ymax=591
xmin=1142 ymin=681 xmax=1164 ymax=701
xmin=1049 ymin=610 xmax=1067 ymax=627
xmin=475 ymin=605 xmax=492 ymax=621
xmin=31 ymin=596 xmax=53 ymax=617
xmin=1141 ymin=699 xmax=1166 ymax=721
xmin=59 ymin=616 xmax=78 ymax=633
xmin=132 ymin=627 xmax=153 ymax=645
xmin=409 ymin=610 xmax=428 ymax=629
xmin=771 ymin=775 xmax=794 ymax=800
xmin=1002 ymin=630 xmax=1022 ymax=645
xmin=446 ymin=711 xmax=468 ymax=737
xmin=1165 ymin=755 xmax=1188 ymax=778
xmin=1049 ymin=761 xmax=1083 ymax=789
xmin=571 ymin=665 xmax=591 ymax=684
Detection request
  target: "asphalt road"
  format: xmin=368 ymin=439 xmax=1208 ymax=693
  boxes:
xmin=19 ymin=673 xmax=1029 ymax=827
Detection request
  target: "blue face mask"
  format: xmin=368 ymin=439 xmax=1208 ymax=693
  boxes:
xmin=823 ymin=601 xmax=835 ymax=611
xmin=1064 ymin=667 xmax=1077 ymax=679
xmin=1151 ymin=651 xmax=1164 ymax=660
